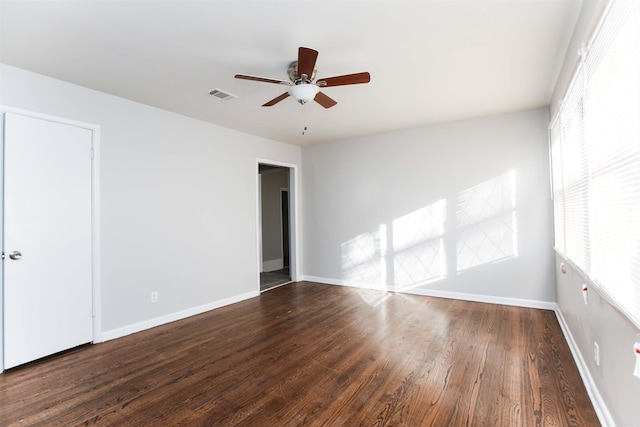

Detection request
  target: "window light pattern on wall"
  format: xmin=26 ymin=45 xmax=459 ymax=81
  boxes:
xmin=341 ymin=171 xmax=519 ymax=291
xmin=341 ymin=229 xmax=385 ymax=289
xmin=392 ymin=200 xmax=446 ymax=287
xmin=456 ymin=170 xmax=518 ymax=272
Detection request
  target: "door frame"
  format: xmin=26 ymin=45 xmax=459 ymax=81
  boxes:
xmin=256 ymin=159 xmax=299 ymax=290
xmin=280 ymin=188 xmax=290 ymax=268
xmin=0 ymin=107 xmax=102 ymax=372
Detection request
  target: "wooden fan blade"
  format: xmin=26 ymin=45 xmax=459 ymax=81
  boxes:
xmin=297 ymin=47 xmax=319 ymax=80
xmin=262 ymin=92 xmax=290 ymax=107
xmin=316 ymin=72 xmax=371 ymax=87
xmin=314 ymin=91 xmax=337 ymax=109
xmin=235 ymin=74 xmax=290 ymax=85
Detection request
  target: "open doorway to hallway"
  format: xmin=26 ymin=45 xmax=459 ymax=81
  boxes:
xmin=258 ymin=163 xmax=292 ymax=291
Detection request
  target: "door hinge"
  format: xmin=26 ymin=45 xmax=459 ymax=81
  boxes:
xmin=1 ymin=252 xmax=4 ymax=260
xmin=90 ymin=147 xmax=95 ymax=160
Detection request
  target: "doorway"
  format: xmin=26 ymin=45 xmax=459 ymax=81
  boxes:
xmin=258 ymin=163 xmax=293 ymax=291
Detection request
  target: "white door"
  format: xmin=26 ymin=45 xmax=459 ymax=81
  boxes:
xmin=3 ymin=113 xmax=93 ymax=369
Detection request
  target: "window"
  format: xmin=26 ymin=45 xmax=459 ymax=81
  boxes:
xmin=550 ymin=0 xmax=640 ymax=328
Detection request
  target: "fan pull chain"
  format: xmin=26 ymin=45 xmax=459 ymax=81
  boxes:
xmin=300 ymin=102 xmax=308 ymax=136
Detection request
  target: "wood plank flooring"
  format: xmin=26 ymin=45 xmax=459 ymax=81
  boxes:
xmin=0 ymin=282 xmax=599 ymax=426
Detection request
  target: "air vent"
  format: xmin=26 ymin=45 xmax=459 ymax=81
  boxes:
xmin=206 ymin=88 xmax=238 ymax=101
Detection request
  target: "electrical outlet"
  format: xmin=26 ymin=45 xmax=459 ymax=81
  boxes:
xmin=593 ymin=342 xmax=600 ymax=366
xmin=151 ymin=292 xmax=158 ymax=303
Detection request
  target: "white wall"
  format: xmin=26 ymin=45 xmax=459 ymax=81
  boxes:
xmin=550 ymin=1 xmax=640 ymax=425
xmin=0 ymin=64 xmax=301 ymax=340
xmin=302 ymin=107 xmax=555 ymax=307
xmin=555 ymin=255 xmax=639 ymax=426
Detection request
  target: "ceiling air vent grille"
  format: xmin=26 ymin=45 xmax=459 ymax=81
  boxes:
xmin=206 ymin=88 xmax=238 ymax=101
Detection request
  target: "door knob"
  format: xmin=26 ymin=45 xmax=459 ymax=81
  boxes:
xmin=9 ymin=250 xmax=22 ymax=260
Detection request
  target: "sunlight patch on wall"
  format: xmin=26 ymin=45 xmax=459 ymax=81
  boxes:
xmin=341 ymin=228 xmax=385 ymax=289
xmin=340 ymin=170 xmax=519 ymax=290
xmin=392 ymin=200 xmax=447 ymax=287
xmin=456 ymin=170 xmax=517 ymax=271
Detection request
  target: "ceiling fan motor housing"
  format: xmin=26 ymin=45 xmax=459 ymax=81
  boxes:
xmin=288 ymin=61 xmax=316 ymax=84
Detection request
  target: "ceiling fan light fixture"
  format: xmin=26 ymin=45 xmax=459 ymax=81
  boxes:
xmin=235 ymin=47 xmax=370 ymax=108
xmin=288 ymin=83 xmax=319 ymax=104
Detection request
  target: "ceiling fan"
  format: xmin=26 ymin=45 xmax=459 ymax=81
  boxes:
xmin=234 ymin=47 xmax=370 ymax=108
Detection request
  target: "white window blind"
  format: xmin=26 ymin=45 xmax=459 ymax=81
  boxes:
xmin=549 ymin=0 xmax=640 ymax=328
xmin=550 ymin=121 xmax=566 ymax=255
xmin=562 ymin=69 xmax=591 ymax=272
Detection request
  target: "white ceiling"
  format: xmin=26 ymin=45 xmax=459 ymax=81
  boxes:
xmin=0 ymin=0 xmax=583 ymax=146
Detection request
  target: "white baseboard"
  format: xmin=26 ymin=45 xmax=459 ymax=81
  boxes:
xmin=300 ymin=275 xmax=555 ymax=310
xmin=101 ymin=290 xmax=259 ymax=342
xmin=554 ymin=306 xmax=613 ymax=427
xmin=301 ymin=275 xmax=346 ymax=287
xmin=399 ymin=287 xmax=556 ymax=310
xmin=263 ymin=258 xmax=284 ymax=272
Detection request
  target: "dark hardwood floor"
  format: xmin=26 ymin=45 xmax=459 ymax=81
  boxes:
xmin=0 ymin=282 xmax=599 ymax=426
